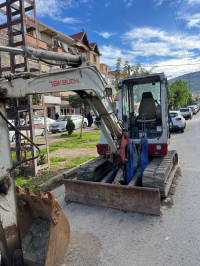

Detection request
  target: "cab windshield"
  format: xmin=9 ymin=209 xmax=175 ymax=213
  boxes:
xmin=122 ymin=81 xmax=161 ymax=117
xmin=121 ymin=77 xmax=162 ymax=139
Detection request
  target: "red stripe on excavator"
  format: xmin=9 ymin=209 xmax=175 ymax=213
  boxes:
xmin=97 ymin=143 xmax=168 ymax=157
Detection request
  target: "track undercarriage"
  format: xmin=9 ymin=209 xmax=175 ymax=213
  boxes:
xmin=63 ymin=150 xmax=178 ymax=215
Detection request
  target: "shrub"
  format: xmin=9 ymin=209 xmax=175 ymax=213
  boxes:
xmin=66 ymin=118 xmax=75 ymax=135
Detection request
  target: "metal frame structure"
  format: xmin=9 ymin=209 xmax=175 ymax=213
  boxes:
xmin=0 ymin=0 xmax=49 ymax=175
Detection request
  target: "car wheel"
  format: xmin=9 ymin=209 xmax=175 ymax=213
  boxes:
xmin=83 ymin=122 xmax=87 ymax=128
xmin=181 ymin=127 xmax=184 ymax=133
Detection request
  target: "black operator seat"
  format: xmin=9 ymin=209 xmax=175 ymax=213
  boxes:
xmin=137 ymin=91 xmax=156 ymax=123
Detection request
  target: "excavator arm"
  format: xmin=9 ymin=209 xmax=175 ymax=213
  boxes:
xmin=0 ymin=46 xmax=124 ymax=150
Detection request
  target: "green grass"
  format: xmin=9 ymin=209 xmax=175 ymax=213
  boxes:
xmin=14 ymin=171 xmax=57 ymax=193
xmin=66 ymin=155 xmax=96 ymax=169
xmin=15 ymin=176 xmax=33 ymax=187
xmin=13 ymin=129 xmax=100 ymax=192
xmin=50 ymin=157 xmax=67 ymax=163
xmin=50 ymin=156 xmax=68 ymax=169
xmin=51 ymin=131 xmax=100 ymax=149
xmin=11 ymin=152 xmax=17 ymax=162
xmin=15 ymin=176 xmax=45 ymax=193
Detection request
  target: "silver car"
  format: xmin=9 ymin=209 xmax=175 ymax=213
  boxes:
xmin=49 ymin=115 xmax=88 ymax=133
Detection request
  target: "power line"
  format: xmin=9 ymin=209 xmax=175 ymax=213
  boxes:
xmin=143 ymin=62 xmax=200 ymax=68
xmin=169 ymin=0 xmax=189 ymax=58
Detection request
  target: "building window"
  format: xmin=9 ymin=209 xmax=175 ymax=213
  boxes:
xmin=93 ymin=55 xmax=97 ymax=63
xmin=27 ymin=31 xmax=34 ymax=37
xmin=61 ymin=108 xmax=68 ymax=116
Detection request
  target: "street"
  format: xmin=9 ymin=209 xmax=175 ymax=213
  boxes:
xmin=53 ymin=112 xmax=200 ymax=266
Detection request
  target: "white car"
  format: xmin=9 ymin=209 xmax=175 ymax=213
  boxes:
xmin=187 ymin=105 xmax=198 ymax=115
xmin=37 ymin=117 xmax=55 ymax=131
xmin=49 ymin=115 xmax=88 ymax=133
xmin=9 ymin=118 xmax=45 ymax=142
xmin=179 ymin=107 xmax=192 ymax=120
xmin=169 ymin=111 xmax=186 ymax=133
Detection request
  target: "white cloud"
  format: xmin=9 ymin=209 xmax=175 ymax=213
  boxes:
xmin=187 ymin=0 xmax=200 ymax=5
xmin=123 ymin=0 xmax=133 ymax=8
xmin=61 ymin=17 xmax=81 ymax=24
xmin=122 ymin=26 xmax=197 ymax=59
xmin=152 ymin=57 xmax=200 ymax=79
xmin=105 ymin=2 xmax=111 ymax=7
xmin=35 ymin=0 xmax=90 ymax=17
xmin=154 ymin=0 xmax=165 ymax=7
xmin=35 ymin=0 xmax=85 ymax=23
xmin=100 ymin=43 xmax=200 ymax=78
xmin=100 ymin=45 xmax=123 ymax=58
xmin=100 ymin=26 xmax=200 ymax=79
xmin=35 ymin=0 xmax=62 ymax=16
xmin=98 ymin=32 xmax=115 ymax=39
xmin=185 ymin=13 xmax=200 ymax=28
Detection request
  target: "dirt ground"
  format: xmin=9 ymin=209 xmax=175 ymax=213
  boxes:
xmin=36 ymin=126 xmax=98 ymax=177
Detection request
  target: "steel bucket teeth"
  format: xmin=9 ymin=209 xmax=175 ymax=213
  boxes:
xmin=16 ymin=186 xmax=70 ymax=266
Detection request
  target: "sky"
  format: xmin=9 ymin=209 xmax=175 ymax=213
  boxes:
xmin=2 ymin=0 xmax=200 ymax=79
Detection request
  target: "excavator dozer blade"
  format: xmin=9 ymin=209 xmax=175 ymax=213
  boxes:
xmin=16 ymin=186 xmax=70 ymax=266
xmin=63 ymin=179 xmax=161 ymax=215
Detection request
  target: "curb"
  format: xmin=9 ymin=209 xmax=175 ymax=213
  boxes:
xmin=38 ymin=165 xmax=80 ymax=192
xmin=38 ymin=156 xmax=99 ymax=192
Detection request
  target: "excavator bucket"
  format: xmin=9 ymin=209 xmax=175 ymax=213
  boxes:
xmin=16 ymin=187 xmax=70 ymax=266
xmin=63 ymin=179 xmax=161 ymax=215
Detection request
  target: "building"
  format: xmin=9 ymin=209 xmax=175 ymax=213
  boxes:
xmin=0 ymin=15 xmax=102 ymax=119
xmin=100 ymin=63 xmax=115 ymax=85
xmin=69 ymin=31 xmax=101 ymax=71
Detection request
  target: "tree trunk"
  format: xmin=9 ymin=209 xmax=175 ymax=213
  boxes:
xmin=79 ymin=109 xmax=85 ymax=139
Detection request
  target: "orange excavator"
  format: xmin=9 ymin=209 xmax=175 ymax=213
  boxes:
xmin=0 ymin=46 xmax=178 ymax=265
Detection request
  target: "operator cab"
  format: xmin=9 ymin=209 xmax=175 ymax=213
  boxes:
xmin=119 ymin=73 xmax=166 ymax=141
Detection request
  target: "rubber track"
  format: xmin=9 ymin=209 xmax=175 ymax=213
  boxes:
xmin=77 ymin=156 xmax=108 ymax=181
xmin=142 ymin=150 xmax=178 ymax=197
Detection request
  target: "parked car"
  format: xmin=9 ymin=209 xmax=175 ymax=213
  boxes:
xmin=32 ymin=118 xmax=46 ymax=136
xmin=9 ymin=118 xmax=45 ymax=142
xmin=187 ymin=105 xmax=198 ymax=115
xmin=179 ymin=107 xmax=192 ymax=120
xmin=37 ymin=117 xmax=55 ymax=131
xmin=49 ymin=115 xmax=88 ymax=133
xmin=169 ymin=111 xmax=186 ymax=133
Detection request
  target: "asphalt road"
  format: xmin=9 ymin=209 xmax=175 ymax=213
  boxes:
xmin=53 ymin=112 xmax=200 ymax=266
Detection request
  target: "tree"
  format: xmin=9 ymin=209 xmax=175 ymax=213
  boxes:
xmin=122 ymin=60 xmax=129 ymax=78
xmin=66 ymin=118 xmax=75 ymax=135
xmin=168 ymin=80 xmax=190 ymax=108
xmin=114 ymin=59 xmax=154 ymax=89
xmin=187 ymin=93 xmax=196 ymax=105
xmin=114 ymin=57 xmax=122 ymax=91
xmin=7 ymin=94 xmax=41 ymax=107
xmin=69 ymin=94 xmax=89 ymax=138
xmin=131 ymin=63 xmax=154 ymax=76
